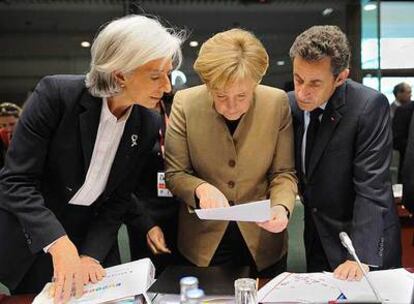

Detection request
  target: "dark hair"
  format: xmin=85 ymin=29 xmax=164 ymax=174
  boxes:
xmin=0 ymin=102 xmax=22 ymax=118
xmin=289 ymin=25 xmax=350 ymax=76
xmin=393 ymin=82 xmax=410 ymax=98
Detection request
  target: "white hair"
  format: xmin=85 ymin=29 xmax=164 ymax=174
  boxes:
xmin=85 ymin=15 xmax=185 ymax=98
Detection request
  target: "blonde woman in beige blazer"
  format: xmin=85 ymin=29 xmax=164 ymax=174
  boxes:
xmin=165 ymin=29 xmax=297 ymax=277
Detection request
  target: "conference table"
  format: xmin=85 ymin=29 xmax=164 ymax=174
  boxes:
xmin=0 ymin=278 xmax=273 ymax=304
xmin=2 ymin=269 xmax=414 ymax=304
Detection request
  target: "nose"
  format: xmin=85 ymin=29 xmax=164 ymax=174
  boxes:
xmin=226 ymin=98 xmax=238 ymax=112
xmin=296 ymin=85 xmax=310 ymax=101
xmin=162 ymin=75 xmax=172 ymax=94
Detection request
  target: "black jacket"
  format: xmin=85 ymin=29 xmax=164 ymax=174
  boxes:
xmin=0 ymin=75 xmax=159 ymax=289
xmin=402 ymin=109 xmax=414 ymax=213
xmin=288 ymin=79 xmax=401 ymax=269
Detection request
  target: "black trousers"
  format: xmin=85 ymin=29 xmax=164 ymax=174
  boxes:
xmin=11 ymin=205 xmax=121 ymax=295
xmin=127 ymin=216 xmax=180 ymax=277
xmin=304 ymin=210 xmax=331 ymax=272
xmin=179 ymin=222 xmax=287 ymax=278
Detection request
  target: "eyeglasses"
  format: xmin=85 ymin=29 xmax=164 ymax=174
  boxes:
xmin=0 ymin=102 xmax=22 ymax=117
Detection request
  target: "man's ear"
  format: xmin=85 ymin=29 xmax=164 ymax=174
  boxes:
xmin=335 ymin=68 xmax=350 ymax=87
xmin=113 ymin=71 xmax=127 ymax=88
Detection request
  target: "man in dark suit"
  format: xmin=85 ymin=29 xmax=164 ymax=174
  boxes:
xmin=288 ymin=25 xmax=401 ymax=280
xmin=0 ymin=14 xmax=183 ymax=303
xmin=393 ymin=97 xmax=414 ymax=183
xmin=402 ymin=110 xmax=414 ymax=213
xmin=390 ymin=82 xmax=412 ymax=119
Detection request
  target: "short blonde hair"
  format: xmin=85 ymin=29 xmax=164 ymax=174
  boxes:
xmin=193 ymin=29 xmax=269 ymax=89
xmin=86 ymin=15 xmax=185 ymax=98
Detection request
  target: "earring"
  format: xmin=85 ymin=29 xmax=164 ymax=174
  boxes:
xmin=120 ymin=84 xmax=125 ymax=88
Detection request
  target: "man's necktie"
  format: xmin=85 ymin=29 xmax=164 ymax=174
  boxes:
xmin=305 ymin=108 xmax=324 ymax=174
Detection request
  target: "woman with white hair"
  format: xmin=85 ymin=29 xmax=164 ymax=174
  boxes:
xmin=0 ymin=14 xmax=183 ymax=303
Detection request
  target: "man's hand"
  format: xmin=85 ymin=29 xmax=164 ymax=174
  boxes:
xmin=257 ymin=205 xmax=289 ymax=233
xmin=80 ymin=256 xmax=106 ymax=284
xmin=146 ymin=226 xmax=171 ymax=255
xmin=195 ymin=183 xmax=229 ymax=209
xmin=48 ymin=235 xmax=83 ymax=303
xmin=334 ymin=260 xmax=369 ymax=281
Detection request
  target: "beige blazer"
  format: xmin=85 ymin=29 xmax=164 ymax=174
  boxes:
xmin=165 ymin=84 xmax=297 ymax=270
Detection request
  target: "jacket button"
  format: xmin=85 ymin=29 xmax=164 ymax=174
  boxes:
xmin=312 ymin=207 xmax=318 ymax=213
xmin=228 ymin=160 xmax=236 ymax=167
xmin=229 ymin=200 xmax=235 ymax=206
xmin=228 ymin=181 xmax=235 ymax=188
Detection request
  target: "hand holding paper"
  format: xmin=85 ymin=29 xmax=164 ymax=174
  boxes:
xmin=33 ymin=259 xmax=155 ymax=304
xmin=48 ymin=235 xmax=84 ymax=303
xmin=80 ymin=256 xmax=106 ymax=284
xmin=257 ymin=205 xmax=289 ymax=233
xmin=333 ymin=260 xmax=369 ymax=281
xmin=195 ymin=183 xmax=229 ymax=209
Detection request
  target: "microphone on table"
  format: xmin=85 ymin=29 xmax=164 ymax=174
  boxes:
xmin=339 ymin=232 xmax=383 ymax=303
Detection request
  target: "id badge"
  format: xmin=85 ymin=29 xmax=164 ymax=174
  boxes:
xmin=157 ymin=172 xmax=173 ymax=197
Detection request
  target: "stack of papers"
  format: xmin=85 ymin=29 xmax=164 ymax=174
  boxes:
xmin=33 ymin=258 xmax=155 ymax=304
xmin=258 ymin=268 xmax=414 ymax=303
xmin=195 ymin=199 xmax=271 ymax=222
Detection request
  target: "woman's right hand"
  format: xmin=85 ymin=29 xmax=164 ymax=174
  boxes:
xmin=48 ymin=235 xmax=84 ymax=304
xmin=195 ymin=183 xmax=229 ymax=209
xmin=146 ymin=226 xmax=171 ymax=255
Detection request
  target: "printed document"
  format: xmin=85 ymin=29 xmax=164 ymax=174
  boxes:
xmin=33 ymin=258 xmax=155 ymax=304
xmin=258 ymin=269 xmax=414 ymax=303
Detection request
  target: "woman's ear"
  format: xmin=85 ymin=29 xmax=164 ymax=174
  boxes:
xmin=335 ymin=68 xmax=350 ymax=87
xmin=113 ymin=71 xmax=127 ymax=88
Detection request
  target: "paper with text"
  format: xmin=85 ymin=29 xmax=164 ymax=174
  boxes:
xmin=258 ymin=269 xmax=414 ymax=303
xmin=33 ymin=258 xmax=155 ymax=304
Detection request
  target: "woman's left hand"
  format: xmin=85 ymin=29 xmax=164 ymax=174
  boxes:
xmin=80 ymin=255 xmax=106 ymax=285
xmin=256 ymin=205 xmax=289 ymax=233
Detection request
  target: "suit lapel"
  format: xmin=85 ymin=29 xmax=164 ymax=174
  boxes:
xmin=307 ymin=82 xmax=346 ymax=178
xmin=103 ymin=105 xmax=142 ymax=195
xmin=79 ymin=92 xmax=102 ymax=174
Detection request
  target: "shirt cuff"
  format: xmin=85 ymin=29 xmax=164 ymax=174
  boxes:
xmin=43 ymin=239 xmax=58 ymax=253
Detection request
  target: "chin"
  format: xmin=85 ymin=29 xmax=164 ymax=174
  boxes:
xmin=297 ymin=102 xmax=315 ymax=112
xmin=225 ymin=115 xmax=242 ymax=121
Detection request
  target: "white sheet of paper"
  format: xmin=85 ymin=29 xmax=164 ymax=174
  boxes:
xmin=258 ymin=272 xmax=341 ymax=303
xmin=258 ymin=269 xmax=414 ymax=304
xmin=33 ymin=258 xmax=155 ymax=304
xmin=195 ymin=199 xmax=271 ymax=222
xmin=328 ymin=268 xmax=414 ymax=303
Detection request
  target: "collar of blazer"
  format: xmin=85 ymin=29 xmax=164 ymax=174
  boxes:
xmin=78 ymin=90 xmax=143 ymax=195
xmin=306 ymin=80 xmax=347 ymax=178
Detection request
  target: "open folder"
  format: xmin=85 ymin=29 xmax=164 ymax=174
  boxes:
xmin=258 ymin=269 xmax=414 ymax=303
xmin=32 ymin=259 xmax=155 ymax=304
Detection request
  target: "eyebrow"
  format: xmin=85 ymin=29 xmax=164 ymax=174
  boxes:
xmin=150 ymin=68 xmax=172 ymax=73
xmin=294 ymin=74 xmax=322 ymax=84
xmin=310 ymin=79 xmax=322 ymax=84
